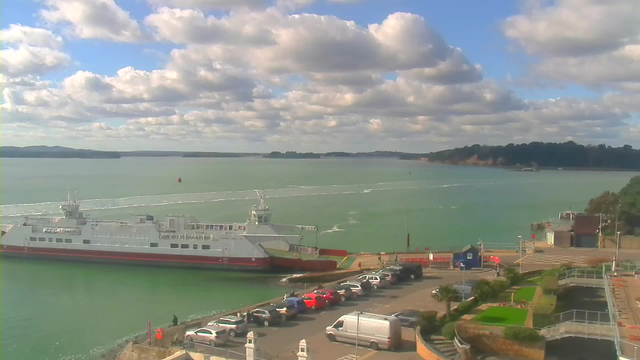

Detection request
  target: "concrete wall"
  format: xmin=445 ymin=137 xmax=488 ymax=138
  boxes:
xmin=457 ymin=322 xmax=545 ymax=360
xmin=116 ymin=343 xmax=179 ymax=360
xmin=415 ymin=327 xmax=447 ymax=360
xmin=601 ymin=235 xmax=640 ymax=250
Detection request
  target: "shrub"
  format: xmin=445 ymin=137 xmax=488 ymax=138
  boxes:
xmin=540 ymin=275 xmax=559 ymax=295
xmin=585 ymin=257 xmax=609 ymax=268
xmin=442 ymin=322 xmax=457 ymax=340
xmin=532 ymin=313 xmax=555 ymax=328
xmin=419 ymin=311 xmax=439 ymax=335
xmin=491 ymin=279 xmax=509 ymax=294
xmin=455 ymin=300 xmax=475 ymax=315
xmin=504 ymin=267 xmax=522 ymax=286
xmin=473 ymin=279 xmax=495 ymax=301
xmin=503 ymin=326 xmax=544 ymax=343
xmin=533 ymin=294 xmax=557 ymax=315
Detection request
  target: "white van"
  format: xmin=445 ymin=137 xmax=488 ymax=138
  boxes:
xmin=325 ymin=312 xmax=402 ymax=350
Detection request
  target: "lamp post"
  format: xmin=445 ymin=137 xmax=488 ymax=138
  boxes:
xmin=461 ymin=263 xmax=466 ymax=301
xmin=615 ymin=231 xmax=621 ymax=274
xmin=518 ymin=235 xmax=523 ymax=273
xmin=355 ymin=311 xmax=361 ymax=359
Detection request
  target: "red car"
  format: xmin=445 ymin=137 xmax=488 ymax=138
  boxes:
xmin=302 ymin=293 xmax=326 ymax=310
xmin=313 ymin=289 xmax=341 ymax=306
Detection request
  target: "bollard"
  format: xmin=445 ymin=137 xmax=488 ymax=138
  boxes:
xmin=297 ymin=339 xmax=309 ymax=360
xmin=246 ymin=331 xmax=256 ymax=360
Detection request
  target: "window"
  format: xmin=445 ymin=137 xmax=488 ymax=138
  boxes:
xmin=150 ymin=243 xmax=158 ymax=248
xmin=38 ymin=237 xmax=45 ymax=242
xmin=83 ymin=239 xmax=91 ymax=245
xmin=64 ymin=239 xmax=72 ymax=243
xmin=180 ymin=244 xmax=189 ymax=249
xmin=48 ymin=238 xmax=53 ymax=242
xmin=170 ymin=243 xmax=179 ymax=249
xmin=202 ymin=245 xmax=211 ymax=250
xmin=193 ymin=244 xmax=198 ymax=249
xmin=333 ymin=320 xmax=344 ymax=329
xmin=467 ymin=253 xmax=473 ymax=260
xmin=56 ymin=238 xmax=63 ymax=243
xmin=30 ymin=237 xmax=37 ymax=241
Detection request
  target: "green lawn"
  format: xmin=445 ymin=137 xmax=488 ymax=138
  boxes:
xmin=473 ymin=307 xmax=529 ymax=326
xmin=514 ymin=287 xmax=536 ymax=302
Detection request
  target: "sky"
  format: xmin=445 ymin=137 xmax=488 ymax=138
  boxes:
xmin=0 ymin=0 xmax=639 ymax=152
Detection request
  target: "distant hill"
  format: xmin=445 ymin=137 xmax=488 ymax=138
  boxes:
xmin=264 ymin=151 xmax=322 ymax=159
xmin=424 ymin=142 xmax=640 ymax=170
xmin=0 ymin=146 xmax=121 ymax=159
xmin=183 ymin=152 xmax=260 ymax=158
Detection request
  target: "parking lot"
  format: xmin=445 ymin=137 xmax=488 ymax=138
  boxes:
xmin=186 ymin=269 xmax=495 ymax=360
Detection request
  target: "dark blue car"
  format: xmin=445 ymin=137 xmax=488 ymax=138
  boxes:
xmin=284 ymin=297 xmax=307 ymax=313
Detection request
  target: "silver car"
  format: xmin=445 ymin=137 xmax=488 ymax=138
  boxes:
xmin=185 ymin=326 xmax=229 ymax=346
xmin=207 ymin=315 xmax=248 ymax=338
xmin=357 ymin=274 xmax=389 ymax=289
xmin=340 ymin=282 xmax=364 ymax=296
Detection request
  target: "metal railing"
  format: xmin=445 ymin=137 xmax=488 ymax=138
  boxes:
xmin=453 ymin=323 xmax=470 ymax=354
xmin=553 ymin=309 xmax=610 ymax=324
xmin=557 ymin=268 xmax=605 ymax=287
xmin=603 ymin=267 xmax=640 ymax=360
xmin=182 ymin=342 xmax=274 ymax=360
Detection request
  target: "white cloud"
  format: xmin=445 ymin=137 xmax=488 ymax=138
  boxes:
xmin=40 ymin=0 xmax=144 ymax=42
xmin=502 ymin=0 xmax=640 ymax=57
xmin=1 ymin=24 xmax=64 ymax=48
xmin=0 ymin=45 xmax=70 ymax=76
xmin=147 ymin=0 xmax=265 ymax=11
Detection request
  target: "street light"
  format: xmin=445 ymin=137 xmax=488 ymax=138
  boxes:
xmin=615 ymin=231 xmax=621 ymax=274
xmin=354 ymin=311 xmax=361 ymax=359
xmin=518 ymin=236 xmax=523 ymax=273
xmin=461 ymin=263 xmax=466 ymax=301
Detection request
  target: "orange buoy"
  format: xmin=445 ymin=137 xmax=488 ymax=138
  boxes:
xmin=155 ymin=328 xmax=164 ymax=339
xmin=177 ymin=177 xmax=182 ymax=183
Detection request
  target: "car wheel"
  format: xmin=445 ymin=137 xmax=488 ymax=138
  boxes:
xmin=328 ymin=334 xmax=336 ymax=342
xmin=311 ymin=305 xmax=316 ymax=310
xmin=373 ymin=284 xmax=378 ymax=290
xmin=263 ymin=320 xmax=270 ymax=327
xmin=410 ymin=274 xmax=416 ymax=280
xmin=186 ymin=336 xmax=193 ymax=342
xmin=370 ymin=341 xmax=379 ymax=350
xmin=228 ymin=330 xmax=236 ymax=338
xmin=341 ymin=295 xmax=346 ymax=302
xmin=209 ymin=340 xmax=215 ymax=347
xmin=409 ymin=321 xmax=416 ymax=328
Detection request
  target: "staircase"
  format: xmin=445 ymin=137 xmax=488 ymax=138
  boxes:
xmin=429 ymin=335 xmax=459 ymax=359
xmin=541 ymin=321 xmax=616 ymax=341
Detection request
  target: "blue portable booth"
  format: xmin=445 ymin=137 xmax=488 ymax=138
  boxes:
xmin=453 ymin=245 xmax=481 ymax=269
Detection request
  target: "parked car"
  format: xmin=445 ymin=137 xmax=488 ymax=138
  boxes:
xmin=376 ymin=271 xmax=399 ymax=285
xmin=314 ymin=288 xmax=342 ymax=305
xmin=273 ymin=301 xmax=298 ymax=320
xmin=325 ymin=311 xmax=402 ymax=350
xmin=248 ymin=305 xmax=283 ymax=327
xmin=388 ymin=263 xmax=423 ymax=280
xmin=359 ymin=279 xmax=373 ymax=292
xmin=184 ymin=326 xmax=229 ymax=346
xmin=302 ymin=293 xmax=327 ymax=310
xmin=357 ymin=274 xmax=390 ymax=289
xmin=206 ymin=316 xmax=248 ymax=338
xmin=333 ymin=284 xmax=357 ymax=300
xmin=340 ymin=281 xmax=367 ymax=296
xmin=284 ymin=297 xmax=307 ymax=313
xmin=389 ymin=309 xmax=421 ymax=328
xmin=382 ymin=267 xmax=408 ymax=281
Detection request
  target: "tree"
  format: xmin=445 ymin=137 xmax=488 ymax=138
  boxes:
xmin=504 ymin=267 xmax=521 ymax=286
xmin=619 ymin=176 xmax=640 ymax=232
xmin=473 ymin=279 xmax=495 ymax=302
xmin=585 ymin=191 xmax=619 ymax=218
xmin=435 ymin=285 xmax=460 ymax=317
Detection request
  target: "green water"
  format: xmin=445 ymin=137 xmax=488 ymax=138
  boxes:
xmin=0 ymin=157 xmax=636 ymax=360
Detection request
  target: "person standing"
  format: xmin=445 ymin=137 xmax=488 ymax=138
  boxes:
xmin=172 ymin=315 xmax=178 ymax=327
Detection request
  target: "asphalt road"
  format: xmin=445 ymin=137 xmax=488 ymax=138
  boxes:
xmin=189 ymin=269 xmax=495 ymax=360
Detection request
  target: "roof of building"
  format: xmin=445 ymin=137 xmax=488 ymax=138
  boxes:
xmin=460 ymin=245 xmax=478 ymax=252
xmin=574 ymin=214 xmax=600 ymax=235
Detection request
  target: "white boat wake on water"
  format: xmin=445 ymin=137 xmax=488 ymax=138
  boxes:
xmin=321 ymin=225 xmax=345 ymax=234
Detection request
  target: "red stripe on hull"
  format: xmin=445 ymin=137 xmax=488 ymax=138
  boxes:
xmin=0 ymin=245 xmax=271 ymax=271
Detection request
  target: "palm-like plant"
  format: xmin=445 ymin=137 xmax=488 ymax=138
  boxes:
xmin=435 ymin=285 xmax=460 ymax=317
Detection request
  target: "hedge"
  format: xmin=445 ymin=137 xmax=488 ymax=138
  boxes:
xmin=503 ymin=326 xmax=544 ymax=343
xmin=533 ymin=294 xmax=557 ymax=315
xmin=442 ymin=322 xmax=457 ymax=340
xmin=540 ymin=275 xmax=558 ymax=295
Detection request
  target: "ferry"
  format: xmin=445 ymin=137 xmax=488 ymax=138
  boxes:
xmin=0 ymin=191 xmax=335 ymax=271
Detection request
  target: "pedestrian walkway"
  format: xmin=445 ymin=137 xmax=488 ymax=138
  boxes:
xmin=516 ymin=254 xmax=593 ymax=267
